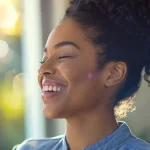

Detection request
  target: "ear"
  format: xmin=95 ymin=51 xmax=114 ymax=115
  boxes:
xmin=105 ymin=62 xmax=127 ymax=87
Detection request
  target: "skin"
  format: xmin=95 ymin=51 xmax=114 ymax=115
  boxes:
xmin=38 ymin=19 xmax=127 ymax=150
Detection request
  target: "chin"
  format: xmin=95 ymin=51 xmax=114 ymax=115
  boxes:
xmin=42 ymin=105 xmax=65 ymax=119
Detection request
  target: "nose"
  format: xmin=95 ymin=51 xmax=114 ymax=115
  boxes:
xmin=38 ymin=61 xmax=56 ymax=76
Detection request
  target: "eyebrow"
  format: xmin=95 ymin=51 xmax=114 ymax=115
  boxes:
xmin=43 ymin=41 xmax=80 ymax=53
xmin=54 ymin=41 xmax=80 ymax=50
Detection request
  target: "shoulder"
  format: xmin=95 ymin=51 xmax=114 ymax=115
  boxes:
xmin=12 ymin=135 xmax=65 ymax=150
xmin=113 ymin=135 xmax=150 ymax=150
xmin=128 ymin=136 xmax=150 ymax=150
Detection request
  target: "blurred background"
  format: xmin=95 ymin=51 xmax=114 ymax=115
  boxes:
xmin=0 ymin=0 xmax=149 ymax=150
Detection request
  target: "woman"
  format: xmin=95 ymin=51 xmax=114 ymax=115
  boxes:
xmin=13 ymin=0 xmax=150 ymax=149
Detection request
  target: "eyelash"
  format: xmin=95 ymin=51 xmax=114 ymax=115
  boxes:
xmin=39 ymin=56 xmax=72 ymax=64
xmin=58 ymin=56 xmax=72 ymax=59
xmin=40 ymin=61 xmax=45 ymax=64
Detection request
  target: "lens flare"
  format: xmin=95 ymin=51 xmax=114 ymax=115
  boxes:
xmin=0 ymin=1 xmax=18 ymax=28
xmin=13 ymin=73 xmax=31 ymax=97
xmin=0 ymin=40 xmax=9 ymax=58
xmin=88 ymin=73 xmax=93 ymax=79
xmin=13 ymin=73 xmax=24 ymax=94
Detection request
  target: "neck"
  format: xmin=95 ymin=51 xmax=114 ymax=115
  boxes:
xmin=65 ymin=108 xmax=118 ymax=150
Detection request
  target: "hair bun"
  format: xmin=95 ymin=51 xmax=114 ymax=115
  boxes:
xmin=69 ymin=0 xmax=150 ymax=87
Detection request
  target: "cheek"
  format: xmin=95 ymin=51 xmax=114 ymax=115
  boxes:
xmin=57 ymin=60 xmax=96 ymax=86
xmin=57 ymin=60 xmax=101 ymax=102
xmin=55 ymin=59 xmax=104 ymax=115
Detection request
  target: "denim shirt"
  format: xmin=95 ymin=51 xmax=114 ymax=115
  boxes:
xmin=13 ymin=121 xmax=150 ymax=150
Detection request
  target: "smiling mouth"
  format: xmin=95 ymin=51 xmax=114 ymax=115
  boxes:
xmin=42 ymin=86 xmax=66 ymax=102
xmin=42 ymin=85 xmax=65 ymax=92
xmin=42 ymin=91 xmax=61 ymax=100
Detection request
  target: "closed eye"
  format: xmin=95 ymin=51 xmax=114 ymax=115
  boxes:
xmin=58 ymin=56 xmax=72 ymax=59
xmin=40 ymin=61 xmax=45 ymax=64
xmin=40 ymin=55 xmax=73 ymax=64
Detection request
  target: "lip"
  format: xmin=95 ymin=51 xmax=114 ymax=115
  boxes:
xmin=42 ymin=91 xmax=63 ymax=103
xmin=42 ymin=79 xmax=67 ymax=88
xmin=41 ymin=78 xmax=67 ymax=103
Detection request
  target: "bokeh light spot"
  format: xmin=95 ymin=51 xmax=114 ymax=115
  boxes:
xmin=0 ymin=40 xmax=9 ymax=58
xmin=13 ymin=73 xmax=24 ymax=94
xmin=0 ymin=1 xmax=18 ymax=28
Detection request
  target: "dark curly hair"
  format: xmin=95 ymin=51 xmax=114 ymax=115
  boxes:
xmin=63 ymin=0 xmax=150 ymax=119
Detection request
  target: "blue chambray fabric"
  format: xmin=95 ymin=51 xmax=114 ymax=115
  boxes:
xmin=12 ymin=121 xmax=150 ymax=150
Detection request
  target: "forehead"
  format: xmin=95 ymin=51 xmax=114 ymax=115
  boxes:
xmin=45 ymin=19 xmax=90 ymax=48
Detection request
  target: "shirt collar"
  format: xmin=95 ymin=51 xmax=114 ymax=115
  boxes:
xmin=62 ymin=121 xmax=133 ymax=150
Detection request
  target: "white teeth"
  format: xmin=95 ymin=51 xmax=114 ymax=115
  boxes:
xmin=45 ymin=86 xmax=49 ymax=91
xmin=42 ymin=86 xmax=64 ymax=92
xmin=53 ymin=86 xmax=57 ymax=92
xmin=43 ymin=86 xmax=47 ymax=91
xmin=57 ymin=87 xmax=61 ymax=92
xmin=49 ymin=86 xmax=53 ymax=91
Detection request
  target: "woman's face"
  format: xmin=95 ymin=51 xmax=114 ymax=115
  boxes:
xmin=38 ymin=19 xmax=107 ymax=118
